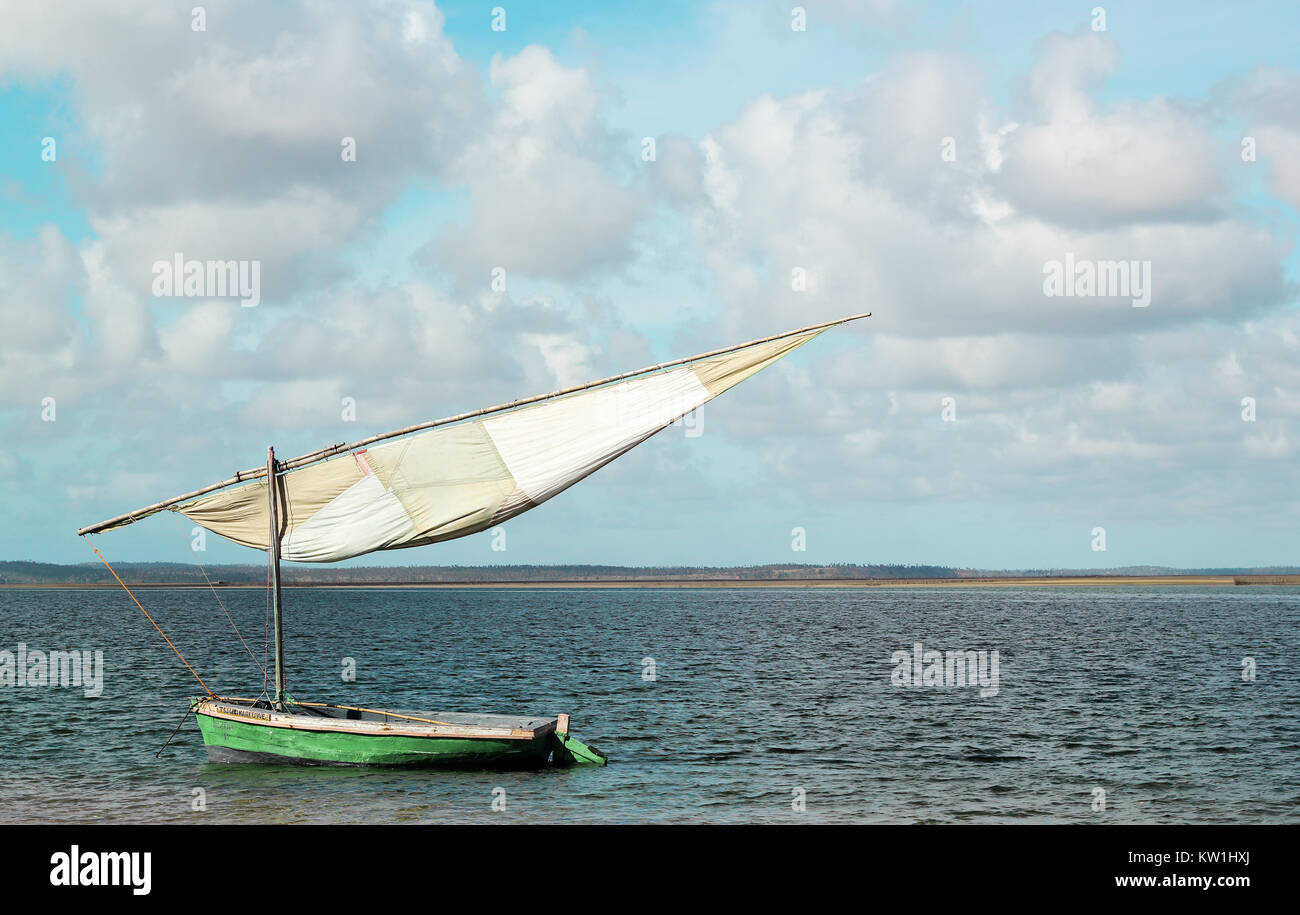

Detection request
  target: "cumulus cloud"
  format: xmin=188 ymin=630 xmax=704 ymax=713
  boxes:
xmin=634 ymin=28 xmax=1298 ymax=527
xmin=0 ymin=0 xmax=478 ymax=210
xmin=427 ymin=45 xmax=647 ymax=286
xmin=1 ymin=2 xmax=1297 ymax=564
xmin=1225 ymin=66 xmax=1300 ymax=211
xmin=0 ymin=227 xmax=82 ymax=354
xmin=665 ymin=51 xmax=1288 ymax=340
xmin=994 ymin=30 xmax=1227 ymax=226
xmin=0 ymin=228 xmax=85 ymax=410
xmin=0 ymin=0 xmax=495 ymax=425
xmin=0 ymin=2 xmax=641 ymax=525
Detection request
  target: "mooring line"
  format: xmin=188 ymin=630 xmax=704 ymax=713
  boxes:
xmin=83 ymin=536 xmax=215 ymax=697
xmin=156 ymin=702 xmax=195 ymax=758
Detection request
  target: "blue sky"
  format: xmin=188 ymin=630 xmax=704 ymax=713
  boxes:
xmin=1 ymin=1 xmax=1298 ymax=570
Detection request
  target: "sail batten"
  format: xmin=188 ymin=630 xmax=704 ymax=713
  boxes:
xmin=77 ymin=312 xmax=869 ymax=543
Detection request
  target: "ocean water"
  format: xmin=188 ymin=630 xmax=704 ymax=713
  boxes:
xmin=1 ymin=586 xmax=1297 ymax=824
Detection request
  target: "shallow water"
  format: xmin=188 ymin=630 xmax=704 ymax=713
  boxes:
xmin=1 ymin=586 xmax=1297 ymax=823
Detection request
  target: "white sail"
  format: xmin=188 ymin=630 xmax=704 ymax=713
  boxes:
xmin=170 ymin=328 xmax=824 ymax=562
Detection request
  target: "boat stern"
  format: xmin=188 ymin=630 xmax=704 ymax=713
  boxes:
xmin=549 ymin=712 xmax=608 ymax=766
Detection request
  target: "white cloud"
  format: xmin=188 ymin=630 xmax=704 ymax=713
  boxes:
xmin=1 ymin=5 xmax=1297 ymax=563
xmin=1229 ymin=66 xmax=1300 ymax=212
xmin=670 ymin=62 xmax=1286 ymax=340
xmin=0 ymin=228 xmax=84 ymax=410
xmin=995 ymin=32 xmax=1226 ymax=226
xmin=428 ymin=45 xmax=648 ymax=285
xmin=0 ymin=0 xmax=478 ymax=210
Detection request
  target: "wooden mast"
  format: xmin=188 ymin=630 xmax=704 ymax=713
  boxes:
xmin=266 ymin=446 xmax=287 ymax=707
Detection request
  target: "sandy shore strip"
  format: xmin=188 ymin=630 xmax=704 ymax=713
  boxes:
xmin=3 ymin=575 xmax=1298 ymax=589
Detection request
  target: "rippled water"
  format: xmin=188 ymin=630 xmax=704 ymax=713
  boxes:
xmin=1 ymin=586 xmax=1297 ymax=823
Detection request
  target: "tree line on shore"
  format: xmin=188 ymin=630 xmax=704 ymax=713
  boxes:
xmin=2 ymin=560 xmax=1296 ymax=585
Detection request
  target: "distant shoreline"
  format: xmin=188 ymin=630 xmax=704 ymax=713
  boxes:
xmin=3 ymin=574 xmax=1297 ymax=589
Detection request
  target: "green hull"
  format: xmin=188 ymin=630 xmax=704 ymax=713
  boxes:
xmin=552 ymin=732 xmax=608 ymax=767
xmin=192 ymin=697 xmax=606 ymax=768
xmin=195 ymin=706 xmax=554 ymax=768
xmin=197 ymin=712 xmax=553 ymax=767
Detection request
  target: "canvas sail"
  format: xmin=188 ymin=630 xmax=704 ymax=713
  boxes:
xmin=160 ymin=328 xmax=823 ymax=562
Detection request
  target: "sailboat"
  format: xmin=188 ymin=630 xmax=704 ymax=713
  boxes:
xmin=78 ymin=312 xmax=870 ymax=767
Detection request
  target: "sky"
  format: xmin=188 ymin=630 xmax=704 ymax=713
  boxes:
xmin=1 ymin=0 xmax=1297 ymax=571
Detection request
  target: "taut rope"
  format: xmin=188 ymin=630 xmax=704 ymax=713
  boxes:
xmin=83 ymin=536 xmax=215 ymax=697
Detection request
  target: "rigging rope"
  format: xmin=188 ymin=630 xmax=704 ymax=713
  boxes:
xmin=83 ymin=536 xmax=215 ymax=697
xmin=169 ymin=513 xmax=266 ymax=679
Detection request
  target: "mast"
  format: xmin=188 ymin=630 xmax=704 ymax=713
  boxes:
xmin=266 ymin=446 xmax=287 ymax=707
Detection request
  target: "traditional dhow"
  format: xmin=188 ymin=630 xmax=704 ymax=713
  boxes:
xmin=77 ymin=312 xmax=870 ymax=768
